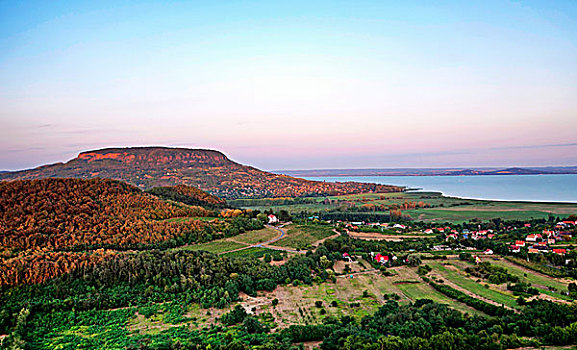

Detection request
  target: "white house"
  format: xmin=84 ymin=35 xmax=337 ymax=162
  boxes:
xmin=268 ymin=214 xmax=278 ymax=224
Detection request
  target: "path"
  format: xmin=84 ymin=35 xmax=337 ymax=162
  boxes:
xmin=427 ymin=271 xmax=518 ymax=312
xmin=218 ymin=223 xmax=307 ymax=255
xmin=313 ymin=229 xmax=342 ymax=247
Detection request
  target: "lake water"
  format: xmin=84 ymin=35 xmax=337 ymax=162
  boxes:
xmin=304 ymin=174 xmax=577 ymax=203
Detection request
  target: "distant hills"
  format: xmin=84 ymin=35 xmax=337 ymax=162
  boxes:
xmin=279 ymin=166 xmax=577 ymax=177
xmin=0 ymin=147 xmax=403 ymax=198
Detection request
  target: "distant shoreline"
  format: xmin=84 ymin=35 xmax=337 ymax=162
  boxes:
xmin=279 ymin=167 xmax=577 ymax=177
xmin=296 ymin=173 xmax=577 ymax=177
xmin=310 ymin=174 xmax=577 ymax=204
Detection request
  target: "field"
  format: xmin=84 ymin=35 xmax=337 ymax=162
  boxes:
xmin=273 ymin=224 xmax=336 ymax=250
xmin=231 ymin=227 xmax=280 ymax=244
xmin=194 ymin=265 xmax=486 ymax=329
xmin=425 ymin=257 xmax=573 ymax=308
xmin=427 ymin=261 xmax=520 ymax=308
xmin=234 ymin=191 xmax=577 ymax=223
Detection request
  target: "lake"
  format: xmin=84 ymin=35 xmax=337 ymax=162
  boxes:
xmin=304 ymin=174 xmax=577 ymax=203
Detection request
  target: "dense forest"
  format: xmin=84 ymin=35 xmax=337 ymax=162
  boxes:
xmin=0 ymin=178 xmax=263 ymax=287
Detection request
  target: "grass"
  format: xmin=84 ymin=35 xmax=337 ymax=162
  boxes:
xmin=489 ymin=259 xmax=571 ymax=300
xmin=428 ymin=261 xmax=519 ymax=308
xmin=234 ymin=191 xmax=577 ymax=223
xmin=233 ymin=227 xmax=279 ymax=245
xmin=274 ymin=224 xmax=335 ymax=249
xmin=180 ymin=240 xmax=247 ymax=254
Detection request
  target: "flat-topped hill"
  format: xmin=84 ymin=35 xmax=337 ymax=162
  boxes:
xmin=0 ymin=147 xmax=403 ymax=198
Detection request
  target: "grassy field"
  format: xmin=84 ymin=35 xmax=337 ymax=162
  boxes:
xmin=488 ymin=259 xmax=571 ymax=300
xmin=234 ymin=191 xmax=577 ymax=223
xmin=274 ymin=224 xmax=335 ymax=249
xmin=124 ymin=266 xmax=486 ymax=334
xmin=232 ymin=227 xmax=279 ymax=245
xmin=267 ymin=266 xmax=485 ymax=327
xmin=428 ymin=261 xmax=519 ymax=308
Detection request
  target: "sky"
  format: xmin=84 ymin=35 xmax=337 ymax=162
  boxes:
xmin=1 ymin=0 xmax=576 ymax=171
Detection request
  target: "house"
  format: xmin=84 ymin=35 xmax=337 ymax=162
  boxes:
xmin=509 ymin=245 xmax=521 ymax=253
xmin=524 ymin=224 xmax=531 ymax=228
xmin=268 ymin=214 xmax=278 ymax=224
xmin=342 ymin=252 xmax=353 ymax=262
xmin=526 ymin=234 xmax=540 ymax=242
xmin=445 ymin=234 xmax=458 ymax=241
xmin=393 ymin=224 xmax=406 ymax=229
xmin=528 ymin=248 xmax=540 ymax=254
xmin=374 ymin=253 xmax=389 ymax=264
xmin=424 ymin=229 xmax=434 ymax=234
xmin=483 ymin=249 xmax=494 ymax=255
xmin=515 ymin=240 xmax=526 ymax=247
xmin=487 ymin=234 xmax=495 ymax=239
xmin=553 ymin=249 xmax=567 ymax=255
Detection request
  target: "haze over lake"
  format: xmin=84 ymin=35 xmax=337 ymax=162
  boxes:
xmin=305 ymin=174 xmax=577 ymax=203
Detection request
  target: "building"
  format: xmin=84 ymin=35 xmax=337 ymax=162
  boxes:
xmin=268 ymin=214 xmax=278 ymax=224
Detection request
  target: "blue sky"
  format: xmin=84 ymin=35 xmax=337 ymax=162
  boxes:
xmin=1 ymin=0 xmax=576 ymax=170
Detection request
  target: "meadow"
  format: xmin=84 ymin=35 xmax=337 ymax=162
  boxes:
xmin=234 ymin=191 xmax=577 ymax=223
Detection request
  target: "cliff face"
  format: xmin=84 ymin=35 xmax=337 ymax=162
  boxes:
xmin=1 ymin=147 xmax=403 ymax=198
xmin=76 ymin=147 xmax=229 ymax=166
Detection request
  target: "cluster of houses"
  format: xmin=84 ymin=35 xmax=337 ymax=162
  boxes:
xmin=343 ymin=222 xmax=407 ymax=231
xmin=423 ymin=227 xmax=496 ymax=241
xmin=508 ymin=221 xmax=575 ymax=255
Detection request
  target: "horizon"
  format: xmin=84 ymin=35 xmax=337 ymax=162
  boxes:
xmin=2 ymin=1 xmax=577 ymax=170
xmin=1 ymin=145 xmax=577 ymax=173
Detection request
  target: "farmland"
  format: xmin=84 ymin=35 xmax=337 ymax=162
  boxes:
xmin=233 ymin=191 xmax=577 ymax=223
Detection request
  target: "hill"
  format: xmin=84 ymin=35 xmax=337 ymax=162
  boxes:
xmin=0 ymin=147 xmax=403 ymax=198
xmin=0 ymin=178 xmax=235 ymax=287
xmin=0 ymin=178 xmax=212 ymax=252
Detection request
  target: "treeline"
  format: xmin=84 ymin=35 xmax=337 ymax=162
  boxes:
xmin=228 ymin=197 xmax=317 ymax=207
xmin=147 ymin=185 xmax=227 ymax=209
xmin=314 ymin=212 xmax=392 ymax=222
xmin=0 ymin=217 xmax=263 ymax=288
xmin=323 ymin=235 xmax=433 ymax=255
xmin=0 ymin=247 xmax=338 ymax=334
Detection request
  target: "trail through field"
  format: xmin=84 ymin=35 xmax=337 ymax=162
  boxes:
xmin=313 ymin=229 xmax=342 ymax=246
xmin=218 ymin=223 xmax=307 ymax=255
xmin=428 ymin=271 xmax=518 ymax=312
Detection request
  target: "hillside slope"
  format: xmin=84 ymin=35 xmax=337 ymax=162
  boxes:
xmin=0 ymin=178 xmax=210 ymax=251
xmin=0 ymin=147 xmax=403 ymax=198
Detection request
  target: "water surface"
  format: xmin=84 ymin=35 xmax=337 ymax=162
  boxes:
xmin=305 ymin=174 xmax=577 ymax=203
